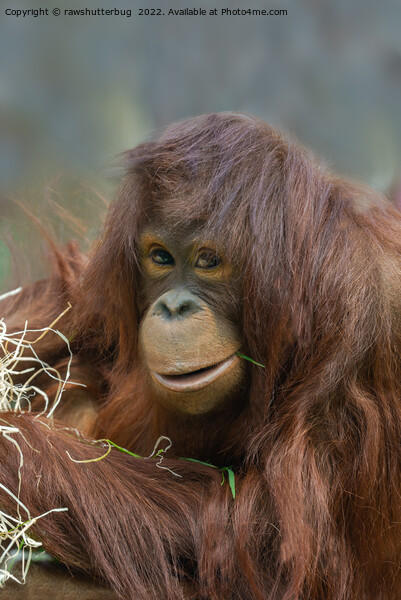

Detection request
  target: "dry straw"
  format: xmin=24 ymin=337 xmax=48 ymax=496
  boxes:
xmin=0 ymin=289 xmax=74 ymax=587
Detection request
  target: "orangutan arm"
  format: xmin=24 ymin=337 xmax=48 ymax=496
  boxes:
xmin=0 ymin=412 xmax=226 ymax=600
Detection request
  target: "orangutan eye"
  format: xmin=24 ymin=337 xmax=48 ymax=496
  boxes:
xmin=149 ymin=248 xmax=175 ymax=266
xmin=195 ymin=250 xmax=220 ymax=269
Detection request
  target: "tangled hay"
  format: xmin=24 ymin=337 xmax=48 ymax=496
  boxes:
xmin=0 ymin=288 xmax=72 ymax=586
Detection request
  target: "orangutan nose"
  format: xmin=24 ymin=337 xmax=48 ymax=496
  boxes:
xmin=152 ymin=289 xmax=202 ymax=319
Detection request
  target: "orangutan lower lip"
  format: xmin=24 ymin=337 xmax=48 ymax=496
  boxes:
xmin=151 ymin=354 xmax=239 ymax=392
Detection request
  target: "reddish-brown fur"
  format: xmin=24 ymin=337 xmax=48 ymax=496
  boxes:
xmin=1 ymin=113 xmax=401 ymax=599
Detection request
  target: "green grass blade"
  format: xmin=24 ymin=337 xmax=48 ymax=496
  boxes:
xmin=236 ymin=352 xmax=265 ymax=368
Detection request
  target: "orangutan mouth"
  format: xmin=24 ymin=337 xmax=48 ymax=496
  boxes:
xmin=151 ymin=354 xmax=239 ymax=392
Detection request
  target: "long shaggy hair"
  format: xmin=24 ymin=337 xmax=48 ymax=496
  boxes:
xmin=1 ymin=113 xmax=401 ymax=600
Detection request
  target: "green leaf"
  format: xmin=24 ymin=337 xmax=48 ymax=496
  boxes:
xmin=227 ymin=468 xmax=236 ymax=499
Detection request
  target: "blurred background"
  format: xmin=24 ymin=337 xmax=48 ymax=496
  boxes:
xmin=1 ymin=0 xmax=401 ymax=288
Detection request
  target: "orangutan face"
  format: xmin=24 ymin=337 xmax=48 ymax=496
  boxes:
xmin=138 ymin=226 xmax=245 ymax=415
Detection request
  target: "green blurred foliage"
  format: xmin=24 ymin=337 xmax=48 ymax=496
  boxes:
xmin=0 ymin=240 xmax=10 ymax=289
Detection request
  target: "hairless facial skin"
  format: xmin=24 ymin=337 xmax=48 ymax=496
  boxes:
xmin=138 ymin=228 xmax=244 ymax=414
